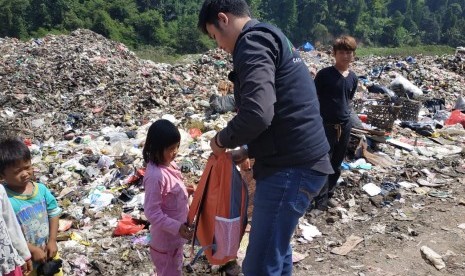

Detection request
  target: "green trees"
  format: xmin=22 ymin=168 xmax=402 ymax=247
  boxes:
xmin=0 ymin=0 xmax=29 ymax=38
xmin=0 ymin=0 xmax=464 ymax=54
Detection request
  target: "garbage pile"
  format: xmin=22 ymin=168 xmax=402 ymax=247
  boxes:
xmin=1 ymin=29 xmax=465 ymax=275
xmin=0 ymin=29 xmax=232 ymax=141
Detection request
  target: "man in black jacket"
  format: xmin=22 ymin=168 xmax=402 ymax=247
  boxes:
xmin=198 ymin=1 xmax=332 ymax=275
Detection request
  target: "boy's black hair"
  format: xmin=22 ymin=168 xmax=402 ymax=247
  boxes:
xmin=198 ymin=0 xmax=251 ymax=34
xmin=333 ymin=35 xmax=357 ymax=52
xmin=142 ymin=119 xmax=181 ymax=165
xmin=0 ymin=136 xmax=31 ymax=175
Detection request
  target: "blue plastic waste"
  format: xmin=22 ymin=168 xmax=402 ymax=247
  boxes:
xmin=302 ymin=42 xmax=314 ymax=52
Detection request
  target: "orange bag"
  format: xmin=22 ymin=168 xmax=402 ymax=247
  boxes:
xmin=187 ymin=152 xmax=248 ymax=265
xmin=113 ymin=214 xmax=145 ymax=236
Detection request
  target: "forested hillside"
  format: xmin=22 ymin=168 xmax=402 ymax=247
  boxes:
xmin=1 ymin=0 xmax=464 ymax=54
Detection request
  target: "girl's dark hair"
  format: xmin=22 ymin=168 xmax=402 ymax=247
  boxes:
xmin=198 ymin=0 xmax=251 ymax=34
xmin=142 ymin=119 xmax=181 ymax=165
xmin=0 ymin=136 xmax=31 ymax=174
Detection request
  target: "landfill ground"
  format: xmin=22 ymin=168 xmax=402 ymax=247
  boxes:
xmin=1 ymin=30 xmax=465 ymax=275
xmin=291 ymin=157 xmax=465 ymax=276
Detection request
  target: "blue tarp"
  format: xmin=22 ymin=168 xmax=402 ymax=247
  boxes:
xmin=302 ymin=42 xmax=314 ymax=52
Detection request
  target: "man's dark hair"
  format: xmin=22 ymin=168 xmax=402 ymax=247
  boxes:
xmin=198 ymin=0 xmax=251 ymax=34
xmin=0 ymin=136 xmax=31 ymax=174
xmin=142 ymin=119 xmax=181 ymax=165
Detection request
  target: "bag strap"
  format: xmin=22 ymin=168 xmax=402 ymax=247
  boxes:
xmin=187 ymin=154 xmax=216 ymax=255
xmin=187 ymin=155 xmax=214 ymax=225
xmin=187 ymin=244 xmax=217 ymax=266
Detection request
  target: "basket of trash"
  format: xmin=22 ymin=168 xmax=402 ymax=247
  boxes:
xmin=351 ymin=98 xmax=383 ymax=114
xmin=396 ymin=98 xmax=422 ymax=121
xmin=365 ymin=103 xmax=402 ymax=130
xmin=351 ymin=99 xmax=365 ymax=113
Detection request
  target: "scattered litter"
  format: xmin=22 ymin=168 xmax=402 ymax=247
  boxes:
xmin=331 ymin=235 xmax=364 ymax=256
xmin=0 ymin=28 xmax=464 ymax=275
xmin=420 ymin=246 xmax=446 ymax=270
xmin=292 ymin=251 xmax=308 ymax=263
xmin=299 ymin=221 xmax=322 ymax=241
xmin=362 ymin=183 xmax=382 ymax=196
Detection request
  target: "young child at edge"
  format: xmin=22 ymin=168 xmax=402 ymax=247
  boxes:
xmin=142 ymin=119 xmax=193 ymax=276
xmin=0 ymin=137 xmax=62 ymax=276
xmin=1 ymin=184 xmax=33 ymax=276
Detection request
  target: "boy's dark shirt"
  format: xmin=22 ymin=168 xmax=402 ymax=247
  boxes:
xmin=315 ymin=66 xmax=358 ymax=124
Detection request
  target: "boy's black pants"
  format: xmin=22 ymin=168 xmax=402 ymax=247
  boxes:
xmin=314 ymin=120 xmax=352 ymax=210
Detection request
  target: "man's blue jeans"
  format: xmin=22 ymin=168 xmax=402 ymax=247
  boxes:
xmin=242 ymin=168 xmax=328 ymax=275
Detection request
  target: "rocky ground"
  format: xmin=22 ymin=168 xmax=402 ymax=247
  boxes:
xmin=1 ymin=30 xmax=465 ymax=275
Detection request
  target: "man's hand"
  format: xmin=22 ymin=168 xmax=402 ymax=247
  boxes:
xmin=239 ymin=158 xmax=251 ymax=171
xmin=231 ymin=147 xmax=248 ymax=165
xmin=46 ymin=241 xmax=58 ymax=260
xmin=210 ymin=135 xmax=226 ymax=156
xmin=29 ymin=244 xmax=46 ymax=263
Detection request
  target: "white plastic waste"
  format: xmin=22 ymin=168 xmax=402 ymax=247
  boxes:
xmin=362 ymin=183 xmax=382 ymax=196
xmin=390 ymin=74 xmax=423 ymax=98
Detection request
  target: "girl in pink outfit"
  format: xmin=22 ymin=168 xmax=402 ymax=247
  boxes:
xmin=142 ymin=119 xmax=193 ymax=276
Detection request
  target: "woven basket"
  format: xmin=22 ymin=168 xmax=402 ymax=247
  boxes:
xmin=352 ymin=99 xmax=365 ymax=113
xmin=352 ymin=98 xmax=384 ymax=114
xmin=396 ymin=98 xmax=422 ymax=121
xmin=366 ymin=103 xmax=402 ymax=130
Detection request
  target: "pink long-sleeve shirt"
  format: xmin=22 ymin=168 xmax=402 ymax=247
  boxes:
xmin=143 ymin=161 xmax=189 ymax=251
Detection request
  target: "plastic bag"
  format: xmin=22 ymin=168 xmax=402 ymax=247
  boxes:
xmin=367 ymin=84 xmax=398 ymax=101
xmin=444 ymin=110 xmax=465 ymax=128
xmin=454 ymin=96 xmax=465 ymax=111
xmin=390 ymin=74 xmax=423 ymax=98
xmin=113 ymin=214 xmax=145 ymax=236
xmin=425 ymin=98 xmax=446 ymax=113
xmin=209 ymin=94 xmax=236 ymax=114
xmin=189 ymin=128 xmax=202 ymax=139
xmin=400 ymin=121 xmax=435 ymax=137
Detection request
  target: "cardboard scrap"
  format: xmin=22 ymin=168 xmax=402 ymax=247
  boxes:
xmin=331 ymin=235 xmax=364 ymax=256
xmin=417 ymin=179 xmax=445 ymax=187
xmin=292 ymin=251 xmax=308 ymax=263
xmin=356 ymin=137 xmax=396 ymax=168
xmin=387 ymin=138 xmax=415 ymax=151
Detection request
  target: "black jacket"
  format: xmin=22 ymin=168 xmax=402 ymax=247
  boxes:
xmin=218 ymin=20 xmax=330 ymax=176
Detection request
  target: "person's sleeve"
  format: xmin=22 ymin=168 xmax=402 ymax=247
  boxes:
xmin=1 ymin=187 xmax=31 ymax=261
xmin=143 ymin=174 xmax=182 ymax=236
xmin=350 ymin=72 xmax=358 ymax=100
xmin=41 ymin=184 xmax=62 ymax=218
xmin=314 ymin=70 xmax=324 ymax=99
xmin=218 ymin=31 xmax=278 ymax=148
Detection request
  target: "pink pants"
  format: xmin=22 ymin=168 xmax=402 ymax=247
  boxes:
xmin=150 ymin=246 xmax=183 ymax=276
xmin=3 ymin=266 xmax=22 ymax=276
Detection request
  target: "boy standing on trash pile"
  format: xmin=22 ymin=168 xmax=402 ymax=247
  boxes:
xmin=199 ymin=0 xmax=333 ymax=274
xmin=313 ymin=35 xmax=358 ymax=212
xmin=0 ymin=136 xmax=63 ymax=276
